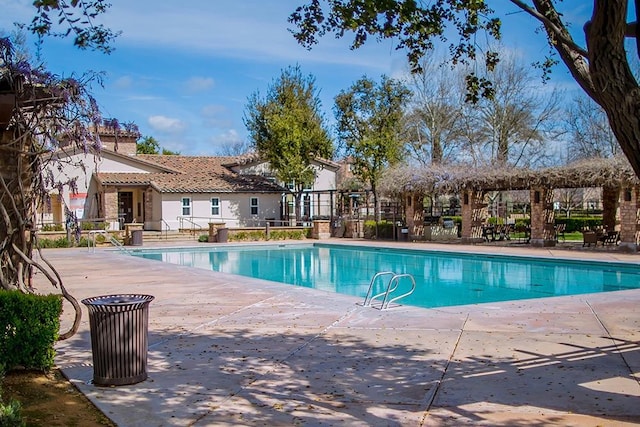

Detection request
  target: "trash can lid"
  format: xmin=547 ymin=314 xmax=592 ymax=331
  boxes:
xmin=82 ymin=294 xmax=154 ymax=306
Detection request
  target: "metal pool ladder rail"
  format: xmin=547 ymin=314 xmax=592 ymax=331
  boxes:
xmin=362 ymin=271 xmax=416 ymax=310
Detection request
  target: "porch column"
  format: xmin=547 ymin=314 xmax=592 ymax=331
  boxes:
xmin=103 ymin=187 xmax=119 ymax=230
xmin=530 ymin=187 xmax=555 ymax=247
xmin=601 ymin=185 xmax=619 ymax=231
xmin=461 ymin=190 xmax=486 ymax=243
xmin=618 ymin=186 xmax=638 ymax=252
xmin=144 ymin=187 xmax=154 ymax=231
xmin=405 ymin=193 xmax=424 ymax=240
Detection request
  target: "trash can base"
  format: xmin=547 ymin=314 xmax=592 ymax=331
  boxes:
xmin=93 ymin=372 xmax=148 ymax=387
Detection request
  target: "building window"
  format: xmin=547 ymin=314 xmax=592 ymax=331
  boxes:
xmin=250 ymin=197 xmax=259 ymax=215
xmin=211 ymin=197 xmax=220 ymax=216
xmin=181 ymin=197 xmax=191 ymax=216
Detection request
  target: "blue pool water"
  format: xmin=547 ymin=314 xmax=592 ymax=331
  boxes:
xmin=129 ymin=243 xmax=640 ymax=309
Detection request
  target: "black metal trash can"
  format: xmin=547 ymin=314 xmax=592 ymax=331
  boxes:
xmin=130 ymin=229 xmax=143 ymax=246
xmin=82 ymin=294 xmax=154 ymax=386
xmin=217 ymin=227 xmax=228 ymax=243
xmin=400 ymin=227 xmax=409 ymax=241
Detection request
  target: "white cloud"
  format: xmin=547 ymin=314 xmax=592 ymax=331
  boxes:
xmin=185 ymin=77 xmax=215 ymax=94
xmin=148 ymin=115 xmax=187 ymax=134
xmin=112 ymin=75 xmax=134 ymax=90
xmin=103 ymin=0 xmax=398 ymax=71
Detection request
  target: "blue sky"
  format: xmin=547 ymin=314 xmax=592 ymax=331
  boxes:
xmin=1 ymin=1 xmax=593 ymax=155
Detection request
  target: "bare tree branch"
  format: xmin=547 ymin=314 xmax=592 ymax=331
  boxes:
xmin=508 ymin=0 xmax=588 ymax=58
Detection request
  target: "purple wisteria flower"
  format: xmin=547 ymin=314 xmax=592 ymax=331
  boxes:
xmin=103 ymin=117 xmax=120 ymax=130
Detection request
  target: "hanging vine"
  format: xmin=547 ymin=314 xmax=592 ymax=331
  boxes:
xmin=0 ymin=37 xmax=103 ymax=340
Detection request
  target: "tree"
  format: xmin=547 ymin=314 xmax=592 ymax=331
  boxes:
xmin=136 ymin=136 xmax=180 ymax=155
xmin=289 ymin=1 xmax=640 ymax=178
xmin=555 ymin=188 xmax=582 ymax=218
xmin=28 ymin=0 xmax=118 ymax=54
xmin=334 ymin=75 xmax=411 ymax=221
xmin=564 ymin=94 xmax=619 ymax=162
xmin=161 ymin=147 xmax=180 ymax=155
xmin=0 ymin=37 xmax=104 ymax=338
xmin=217 ymin=139 xmax=252 ymax=156
xmin=244 ymin=65 xmax=333 ymax=224
xmin=137 ymin=136 xmax=160 ymax=154
xmin=403 ymin=55 xmax=467 ymax=165
xmin=469 ymin=54 xmax=563 ymax=168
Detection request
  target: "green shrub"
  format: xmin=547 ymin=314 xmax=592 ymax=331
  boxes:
xmin=80 ymin=221 xmax=108 ymax=230
xmin=268 ymin=230 xmax=286 ymax=240
xmin=555 ymin=217 xmax=602 ymax=232
xmin=486 ymin=217 xmax=505 ymax=225
xmin=248 ymin=230 xmax=265 ymax=241
xmin=363 ymin=220 xmax=394 ymax=239
xmin=40 ymin=224 xmax=64 ymax=232
xmin=198 ymin=234 xmax=209 ymax=242
xmin=288 ymin=230 xmax=305 ymax=240
xmin=228 ymin=231 xmax=246 ymax=242
xmin=0 ymin=291 xmax=62 ymax=371
xmin=36 ymin=237 xmax=70 ymax=248
xmin=231 ymin=229 xmax=306 ymax=241
xmin=0 ymin=398 xmax=25 ymax=427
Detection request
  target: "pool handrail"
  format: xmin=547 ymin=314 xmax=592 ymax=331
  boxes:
xmin=363 ymin=271 xmax=416 ymax=309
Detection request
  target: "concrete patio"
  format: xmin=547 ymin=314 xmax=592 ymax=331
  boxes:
xmin=40 ymin=240 xmax=640 ymax=426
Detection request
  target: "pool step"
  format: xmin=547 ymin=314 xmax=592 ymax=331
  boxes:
xmin=362 ymin=272 xmax=416 ymax=310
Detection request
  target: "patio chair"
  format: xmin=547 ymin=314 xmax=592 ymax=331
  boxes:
xmin=603 ymin=230 xmax=620 ymax=246
xmin=582 ymin=231 xmax=599 ymax=247
xmin=554 ymin=223 xmax=566 ymax=243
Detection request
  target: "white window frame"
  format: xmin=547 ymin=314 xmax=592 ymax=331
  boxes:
xmin=211 ymin=197 xmax=220 ymax=216
xmin=181 ymin=197 xmax=191 ymax=216
xmin=250 ymin=197 xmax=259 ymax=215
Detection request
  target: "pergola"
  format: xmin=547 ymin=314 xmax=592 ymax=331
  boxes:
xmin=379 ymin=157 xmax=640 ymax=251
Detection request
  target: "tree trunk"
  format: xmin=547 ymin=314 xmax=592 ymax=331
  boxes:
xmin=0 ymin=127 xmax=35 ymax=291
xmin=585 ymin=1 xmax=640 ymax=178
xmin=534 ymin=0 xmax=640 ymax=178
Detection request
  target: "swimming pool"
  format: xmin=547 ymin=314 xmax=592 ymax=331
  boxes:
xmin=129 ymin=243 xmax=640 ymax=309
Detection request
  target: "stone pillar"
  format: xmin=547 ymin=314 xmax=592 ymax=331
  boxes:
xmin=103 ymin=187 xmax=119 ymax=230
xmin=618 ymin=186 xmax=638 ymax=252
xmin=530 ymin=187 xmax=555 ymax=247
xmin=461 ymin=190 xmax=486 ymax=243
xmin=208 ymin=222 xmax=226 ymax=243
xmin=312 ymin=220 xmax=331 ymax=239
xmin=144 ymin=187 xmax=154 ymax=230
xmin=404 ymin=194 xmax=424 ymax=240
xmin=602 ymin=185 xmax=619 ymax=231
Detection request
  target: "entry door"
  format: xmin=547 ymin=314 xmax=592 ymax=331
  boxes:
xmin=118 ymin=192 xmax=134 ymax=224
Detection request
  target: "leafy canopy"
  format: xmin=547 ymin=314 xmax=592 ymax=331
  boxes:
xmin=334 ymin=74 xmax=411 ymax=192
xmin=290 ymin=0 xmax=501 ymax=102
xmin=244 ymin=65 xmax=333 ymax=190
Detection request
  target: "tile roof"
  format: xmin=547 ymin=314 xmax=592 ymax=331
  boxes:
xmin=96 ymin=155 xmax=287 ymax=193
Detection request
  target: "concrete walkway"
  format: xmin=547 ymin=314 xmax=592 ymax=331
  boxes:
xmin=40 ymin=240 xmax=640 ymax=426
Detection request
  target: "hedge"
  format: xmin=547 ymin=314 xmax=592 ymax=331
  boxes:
xmin=0 ymin=291 xmax=62 ymax=371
